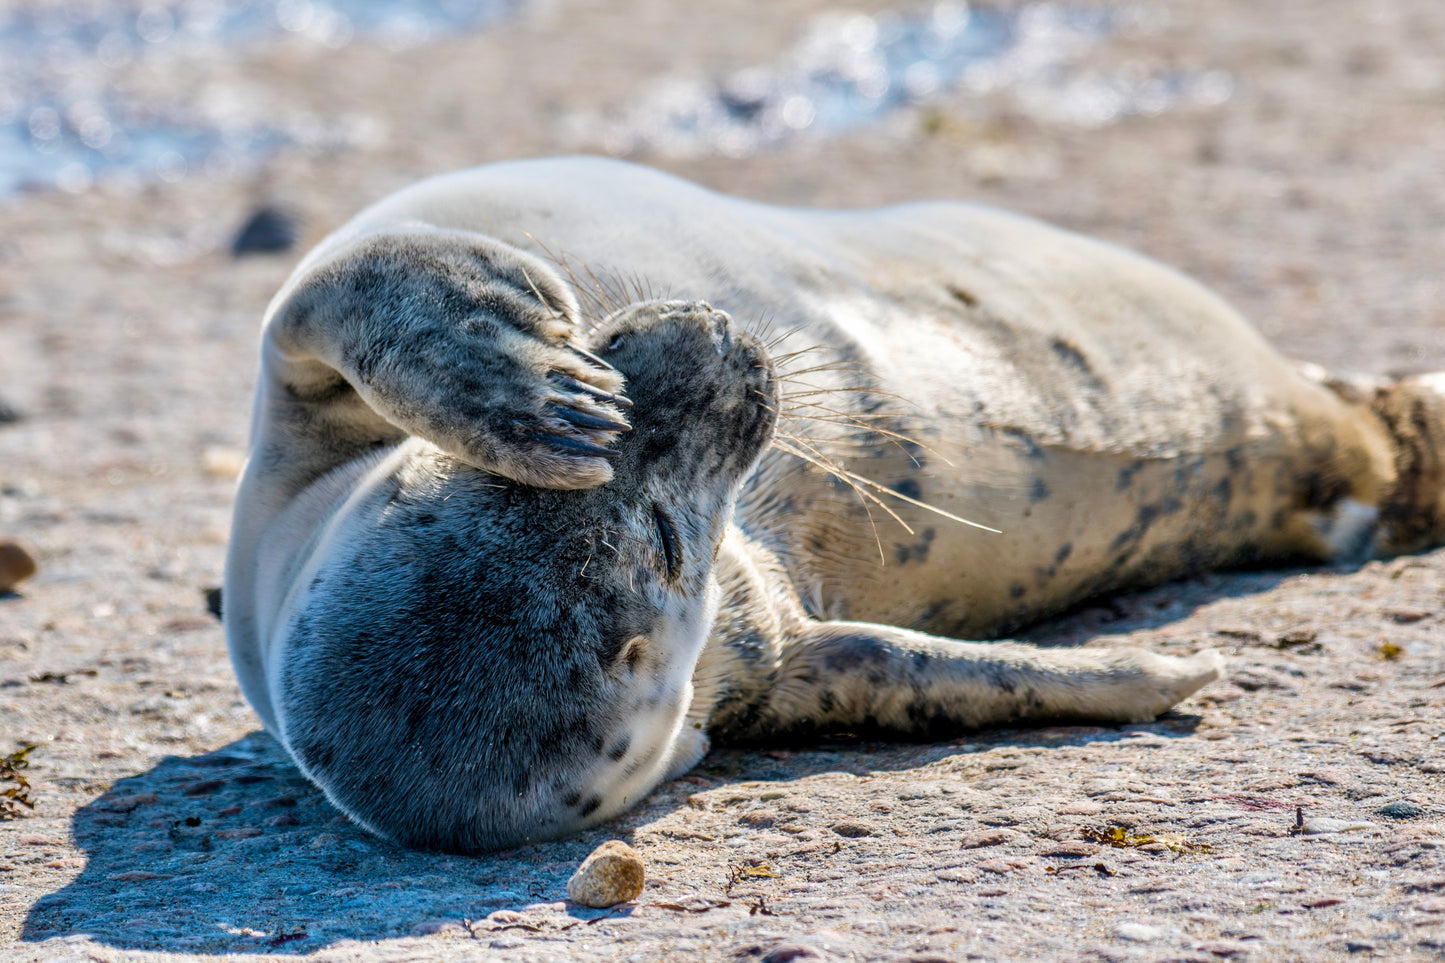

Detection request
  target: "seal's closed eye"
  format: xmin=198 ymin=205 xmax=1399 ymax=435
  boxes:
xmin=652 ymin=502 xmax=682 ymax=580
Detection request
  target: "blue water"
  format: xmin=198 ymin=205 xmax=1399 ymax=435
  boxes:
xmin=0 ymin=0 xmax=1233 ymax=198
xmin=0 ymin=0 xmax=524 ymax=198
xmin=571 ymin=2 xmax=1232 ymax=157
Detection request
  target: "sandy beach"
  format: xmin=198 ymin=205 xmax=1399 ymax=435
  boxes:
xmin=1 ymin=0 xmax=1443 ymax=959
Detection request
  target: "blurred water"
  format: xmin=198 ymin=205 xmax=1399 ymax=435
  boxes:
xmin=568 ymin=2 xmax=1233 ymax=157
xmin=0 ymin=0 xmax=524 ymax=198
xmin=0 ymin=0 xmax=1233 ymax=199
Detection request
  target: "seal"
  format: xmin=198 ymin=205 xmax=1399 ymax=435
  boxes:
xmin=224 ymin=157 xmax=1445 ymax=853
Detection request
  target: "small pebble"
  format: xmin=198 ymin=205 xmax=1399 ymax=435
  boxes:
xmin=202 ymin=446 xmax=246 ymax=479
xmin=1115 ymin=921 xmax=1163 ymax=942
xmin=1057 ymin=801 xmax=1103 ymax=816
xmin=1300 ymin=817 xmax=1375 ymax=835
xmin=410 ymin=919 xmax=470 ymax=938
xmin=958 ymin=829 xmax=1014 ymax=849
xmin=1378 ymin=802 xmax=1426 ymax=820
xmin=0 ymin=541 xmax=37 ymax=592
xmin=566 ymin=839 xmax=644 ymax=908
xmin=1043 ymin=841 xmax=1100 ymax=858
xmin=830 ymin=820 xmax=875 ymax=838
xmin=759 ymin=942 xmax=829 ymax=962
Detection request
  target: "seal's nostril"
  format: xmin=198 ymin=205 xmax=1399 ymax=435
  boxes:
xmin=713 ymin=315 xmax=732 ymax=356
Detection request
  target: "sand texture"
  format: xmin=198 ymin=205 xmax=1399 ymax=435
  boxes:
xmin=1 ymin=0 xmax=1443 ymax=960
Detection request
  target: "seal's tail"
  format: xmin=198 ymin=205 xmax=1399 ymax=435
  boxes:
xmin=1299 ymin=364 xmax=1445 ymax=558
xmin=1367 ymin=373 xmax=1445 ymax=555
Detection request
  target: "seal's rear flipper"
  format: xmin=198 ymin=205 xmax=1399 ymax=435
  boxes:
xmin=708 ymin=621 xmax=1224 ymax=743
xmin=1369 ymin=373 xmax=1445 ymax=556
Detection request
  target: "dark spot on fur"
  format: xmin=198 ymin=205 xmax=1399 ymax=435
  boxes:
xmin=819 ymin=635 xmax=891 ymax=674
xmin=997 ymin=426 xmax=1045 ymax=460
xmin=1297 ymin=468 xmax=1350 ymax=510
xmin=577 ymin=795 xmax=602 ymax=817
xmin=911 ymin=600 xmax=948 ymax=632
xmin=894 ymin=527 xmax=936 ymax=565
xmin=1109 ymin=502 xmax=1163 ymax=554
xmin=607 ymin=736 xmax=632 ymax=761
xmin=1214 ymin=476 xmax=1233 ymax=505
xmin=892 ymin=478 xmax=922 ymax=501
xmin=1117 ymin=460 xmax=1144 ymax=491
xmin=1049 ymin=338 xmax=1092 ymax=376
xmin=1008 ymin=583 xmax=1026 ymax=599
xmin=1029 ymin=478 xmax=1050 ymax=503
xmin=623 ymin=744 xmax=660 ymax=777
xmin=947 ymin=284 xmax=979 ymax=307
xmin=562 ymin=791 xmax=582 ymax=808
xmin=1054 ymin=542 xmax=1073 ymax=567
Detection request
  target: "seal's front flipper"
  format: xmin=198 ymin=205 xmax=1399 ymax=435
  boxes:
xmin=711 ymin=621 xmax=1223 ymax=743
xmin=262 ymin=227 xmax=630 ymax=489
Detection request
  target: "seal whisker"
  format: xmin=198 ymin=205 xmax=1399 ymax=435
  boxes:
xmin=773 ymin=432 xmax=892 ymax=563
xmin=518 ymin=264 xmax=568 ymax=322
xmin=773 ymin=427 xmax=911 ymax=532
xmin=565 ymin=343 xmax=619 ymax=372
xmin=525 ymin=234 xmax=627 ymax=330
xmin=779 ymin=403 xmax=950 ymax=468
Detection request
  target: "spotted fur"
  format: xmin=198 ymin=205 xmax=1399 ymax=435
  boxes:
xmin=226 ymin=158 xmax=1445 ymax=852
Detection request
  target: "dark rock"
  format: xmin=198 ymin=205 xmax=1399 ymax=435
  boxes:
xmin=205 ymin=586 xmax=223 ymax=620
xmin=231 ymin=204 xmax=300 ymax=257
xmin=1378 ymin=801 xmax=1427 ymax=820
xmin=0 ymin=541 xmax=37 ymax=593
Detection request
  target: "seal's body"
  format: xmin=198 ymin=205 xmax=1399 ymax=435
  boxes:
xmin=225 ymin=158 xmax=1445 ymax=852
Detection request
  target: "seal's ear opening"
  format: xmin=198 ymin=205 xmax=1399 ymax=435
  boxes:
xmin=610 ymin=634 xmax=651 ymax=675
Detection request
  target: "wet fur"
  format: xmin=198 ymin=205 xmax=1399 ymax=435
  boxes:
xmin=226 ymin=158 xmax=1445 ymax=852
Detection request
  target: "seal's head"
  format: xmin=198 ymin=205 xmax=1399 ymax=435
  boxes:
xmin=274 ymin=300 xmax=777 ymax=852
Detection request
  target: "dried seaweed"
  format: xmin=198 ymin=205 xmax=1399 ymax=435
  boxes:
xmin=1 ymin=744 xmax=38 ymax=819
xmin=726 ymin=861 xmax=781 ymax=894
xmin=1376 ymin=641 xmax=1404 ymax=660
xmin=1082 ymin=824 xmax=1213 ymax=854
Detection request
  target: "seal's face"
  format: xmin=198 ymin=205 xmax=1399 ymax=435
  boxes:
xmin=276 ymin=301 xmax=777 ymax=852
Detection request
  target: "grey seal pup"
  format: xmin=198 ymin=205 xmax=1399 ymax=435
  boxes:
xmin=224 ymin=157 xmax=1445 ymax=852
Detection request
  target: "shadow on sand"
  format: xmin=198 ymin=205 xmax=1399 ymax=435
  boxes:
xmin=23 ymin=565 xmax=1276 ymax=954
xmin=21 ymin=713 xmax=1203 ymax=954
